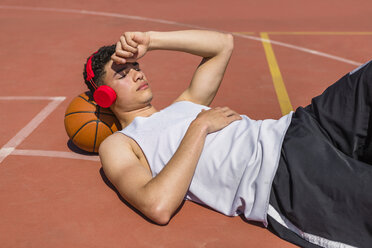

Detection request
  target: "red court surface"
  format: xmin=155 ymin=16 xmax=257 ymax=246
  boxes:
xmin=1 ymin=1 xmax=372 ymax=247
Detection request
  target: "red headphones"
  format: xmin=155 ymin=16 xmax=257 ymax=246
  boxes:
xmin=86 ymin=53 xmax=117 ymax=108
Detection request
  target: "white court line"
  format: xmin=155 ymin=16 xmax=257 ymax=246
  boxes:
xmin=0 ymin=5 xmax=203 ymax=29
xmin=0 ymin=96 xmax=65 ymax=164
xmin=0 ymin=96 xmax=63 ymax=100
xmin=234 ymin=33 xmax=362 ymax=66
xmin=0 ymin=5 xmax=363 ymax=66
xmin=12 ymin=149 xmax=100 ymax=161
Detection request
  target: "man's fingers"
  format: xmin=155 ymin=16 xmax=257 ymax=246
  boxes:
xmin=224 ymin=111 xmax=242 ymax=126
xmin=229 ymin=114 xmax=242 ymax=121
xmin=215 ymin=107 xmax=240 ymax=118
xmin=227 ymin=112 xmax=241 ymax=119
xmin=115 ymin=49 xmax=134 ymax=58
xmin=195 ymin=106 xmax=242 ymax=134
xmin=111 ymin=54 xmax=126 ymax=64
xmin=113 ymin=38 xmax=139 ymax=64
xmin=124 ymin=32 xmax=139 ymax=48
xmin=119 ymin=36 xmax=138 ymax=53
xmin=215 ymin=106 xmax=233 ymax=113
xmin=225 ymin=109 xmax=241 ymax=118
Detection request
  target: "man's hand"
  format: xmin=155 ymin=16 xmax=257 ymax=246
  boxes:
xmin=193 ymin=107 xmax=242 ymax=134
xmin=111 ymin=32 xmax=150 ymax=64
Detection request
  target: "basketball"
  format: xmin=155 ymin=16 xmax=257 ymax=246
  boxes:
xmin=64 ymin=92 xmax=121 ymax=153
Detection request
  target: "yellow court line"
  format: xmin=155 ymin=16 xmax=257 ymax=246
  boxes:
xmin=260 ymin=32 xmax=293 ymax=116
xmin=236 ymin=31 xmax=372 ymax=35
xmin=267 ymin=31 xmax=372 ymax=35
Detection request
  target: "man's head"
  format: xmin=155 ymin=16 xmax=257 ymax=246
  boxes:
xmin=83 ymin=45 xmax=152 ymax=112
xmin=83 ymin=44 xmax=116 ymax=95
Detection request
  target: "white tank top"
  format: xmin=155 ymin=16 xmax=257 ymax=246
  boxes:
xmin=120 ymin=101 xmax=293 ymax=225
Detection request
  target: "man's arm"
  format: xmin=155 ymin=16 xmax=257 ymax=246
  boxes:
xmin=111 ymin=30 xmax=234 ymax=106
xmin=99 ymin=107 xmax=241 ymax=225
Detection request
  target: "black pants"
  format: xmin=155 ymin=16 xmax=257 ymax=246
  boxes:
xmin=268 ymin=61 xmax=372 ymax=248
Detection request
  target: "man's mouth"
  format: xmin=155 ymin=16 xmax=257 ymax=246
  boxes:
xmin=137 ymin=82 xmax=149 ymax=91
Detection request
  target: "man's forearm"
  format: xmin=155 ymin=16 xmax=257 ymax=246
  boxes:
xmin=141 ymin=119 xmax=208 ymax=223
xmin=147 ymin=30 xmax=232 ymax=58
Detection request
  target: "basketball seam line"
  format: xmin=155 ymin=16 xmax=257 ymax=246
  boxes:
xmin=70 ymin=119 xmax=99 ymax=141
xmin=78 ymin=95 xmax=97 ymax=107
xmin=97 ymin=118 xmax=116 ymax=132
xmin=93 ymin=121 xmax=99 ymax=153
xmin=96 ymin=105 xmax=117 ymax=133
xmin=101 ymin=120 xmax=116 ymax=133
xmin=93 ymin=106 xmax=101 ymax=153
xmin=65 ymin=111 xmax=116 ymax=117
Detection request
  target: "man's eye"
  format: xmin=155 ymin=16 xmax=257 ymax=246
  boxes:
xmin=119 ymin=74 xmax=126 ymax=79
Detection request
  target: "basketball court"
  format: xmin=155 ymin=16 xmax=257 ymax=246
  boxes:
xmin=1 ymin=1 xmax=372 ymax=247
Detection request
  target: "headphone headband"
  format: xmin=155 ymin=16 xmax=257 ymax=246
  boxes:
xmin=86 ymin=52 xmax=98 ymax=89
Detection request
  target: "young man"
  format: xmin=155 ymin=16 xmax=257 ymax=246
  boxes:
xmin=83 ymin=30 xmax=372 ymax=248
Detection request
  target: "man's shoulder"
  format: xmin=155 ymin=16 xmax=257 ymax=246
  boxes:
xmin=99 ymin=132 xmax=143 ymax=174
xmin=99 ymin=132 xmax=133 ymax=155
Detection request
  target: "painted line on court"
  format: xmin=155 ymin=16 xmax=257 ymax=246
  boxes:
xmin=263 ymin=31 xmax=372 ymax=35
xmin=0 ymin=96 xmax=63 ymax=100
xmin=260 ymin=32 xmax=293 ymax=116
xmin=12 ymin=149 xmax=100 ymax=161
xmin=0 ymin=5 xmax=204 ymax=29
xmin=0 ymin=96 xmax=66 ymax=164
xmin=233 ymin=32 xmax=362 ymax=66
xmin=0 ymin=5 xmax=363 ymax=67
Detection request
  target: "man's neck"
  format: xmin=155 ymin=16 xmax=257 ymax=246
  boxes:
xmin=113 ymin=104 xmax=158 ymax=128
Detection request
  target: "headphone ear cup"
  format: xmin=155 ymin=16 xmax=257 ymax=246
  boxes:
xmin=93 ymin=85 xmax=117 ymax=108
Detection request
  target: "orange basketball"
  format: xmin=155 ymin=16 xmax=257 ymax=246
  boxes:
xmin=64 ymin=92 xmax=121 ymax=153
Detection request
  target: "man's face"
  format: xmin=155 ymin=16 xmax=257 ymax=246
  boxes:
xmin=103 ymin=60 xmax=153 ymax=111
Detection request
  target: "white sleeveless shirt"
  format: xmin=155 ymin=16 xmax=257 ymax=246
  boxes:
xmin=120 ymin=101 xmax=293 ymax=225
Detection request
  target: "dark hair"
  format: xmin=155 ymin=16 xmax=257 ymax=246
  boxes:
xmin=83 ymin=44 xmax=116 ymax=94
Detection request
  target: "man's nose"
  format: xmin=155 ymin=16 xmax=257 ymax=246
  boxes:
xmin=132 ymin=69 xmax=143 ymax=81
